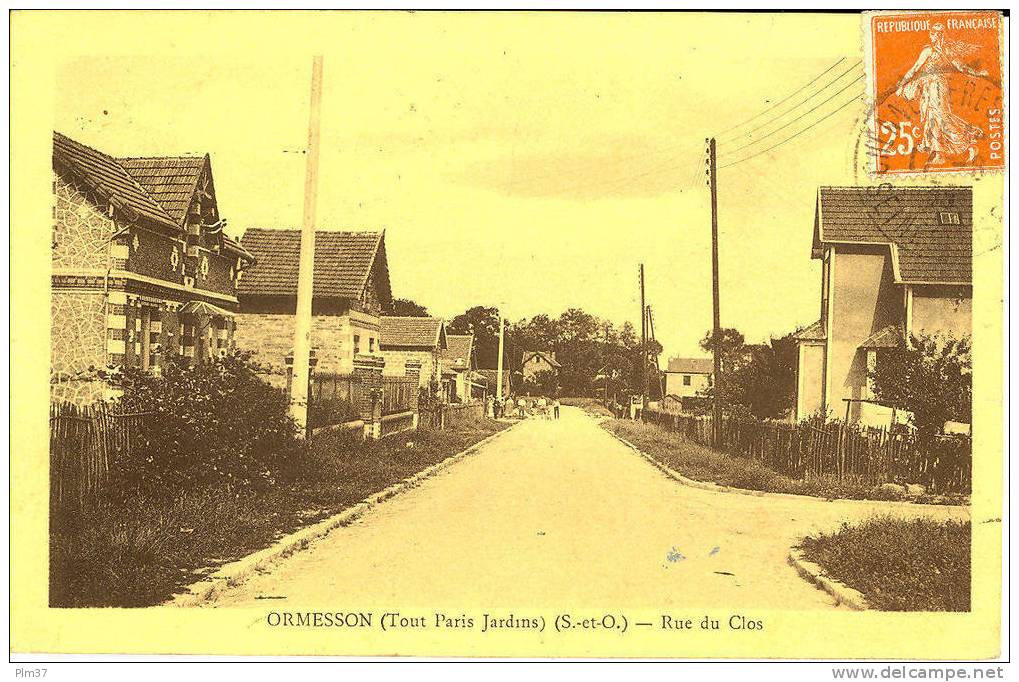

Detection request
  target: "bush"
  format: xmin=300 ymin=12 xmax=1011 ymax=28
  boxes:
xmin=798 ymin=516 xmax=971 ymax=611
xmin=308 ymin=396 xmax=358 ymax=429
xmin=115 ymin=351 xmax=298 ymax=497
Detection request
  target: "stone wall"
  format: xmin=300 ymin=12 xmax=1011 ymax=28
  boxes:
xmin=235 ymin=310 xmax=383 ymax=382
xmin=50 ymin=290 xmax=108 ymax=405
xmin=380 ymin=348 xmax=438 ymax=388
xmin=52 ymin=173 xmax=115 ymax=271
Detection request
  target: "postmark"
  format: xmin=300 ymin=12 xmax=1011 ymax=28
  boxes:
xmin=864 ymin=10 xmax=1005 ymax=176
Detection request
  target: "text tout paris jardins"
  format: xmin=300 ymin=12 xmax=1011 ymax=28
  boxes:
xmin=265 ymin=611 xmax=765 ymax=633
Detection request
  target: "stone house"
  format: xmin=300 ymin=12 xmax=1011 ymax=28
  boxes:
xmin=793 ymin=186 xmax=972 ymax=423
xmin=521 ymin=350 xmax=560 ymax=383
xmin=379 ymin=317 xmax=448 ymax=391
xmin=51 ymin=132 xmax=253 ymax=405
xmin=233 ymin=229 xmax=393 ymax=386
xmin=664 ymin=357 xmax=713 ymax=399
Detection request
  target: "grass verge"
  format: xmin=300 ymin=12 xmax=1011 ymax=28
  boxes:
xmin=50 ymin=419 xmax=507 ymax=607
xmin=797 ymin=516 xmax=970 ymax=611
xmin=601 ymin=418 xmax=965 ymax=503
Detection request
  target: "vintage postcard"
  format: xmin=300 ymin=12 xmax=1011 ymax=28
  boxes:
xmin=9 ymin=9 xmax=1007 ymax=662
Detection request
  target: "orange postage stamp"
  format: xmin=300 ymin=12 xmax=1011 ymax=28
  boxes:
xmin=866 ymin=10 xmax=1005 ymax=175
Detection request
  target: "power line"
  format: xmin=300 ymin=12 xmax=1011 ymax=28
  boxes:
xmin=717 ymin=57 xmax=847 ymax=137
xmin=718 ymin=94 xmax=862 ymax=170
xmin=718 ymin=71 xmax=864 ymax=159
xmin=719 ymin=60 xmax=863 ymax=145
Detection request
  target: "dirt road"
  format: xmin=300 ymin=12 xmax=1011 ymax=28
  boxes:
xmin=209 ymin=407 xmax=968 ymax=609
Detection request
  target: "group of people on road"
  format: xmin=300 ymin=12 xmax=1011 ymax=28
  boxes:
xmin=487 ymin=395 xmax=561 ymax=420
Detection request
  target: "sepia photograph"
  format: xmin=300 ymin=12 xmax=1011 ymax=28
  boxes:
xmin=10 ymin=7 xmax=1007 ymax=665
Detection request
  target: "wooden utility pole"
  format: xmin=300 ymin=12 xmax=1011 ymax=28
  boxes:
xmin=290 ymin=56 xmax=324 ymax=438
xmin=496 ymin=307 xmax=505 ymax=402
xmin=707 ymin=137 xmax=723 ymax=447
xmin=639 ymin=263 xmax=648 ymax=406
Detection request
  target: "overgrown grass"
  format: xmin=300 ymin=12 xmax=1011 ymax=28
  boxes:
xmin=601 ymin=419 xmax=964 ymax=503
xmin=50 ymin=418 xmax=507 ymax=607
xmin=798 ymin=516 xmax=971 ymax=611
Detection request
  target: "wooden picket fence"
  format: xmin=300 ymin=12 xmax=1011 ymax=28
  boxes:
xmin=642 ymin=408 xmax=971 ymax=493
xmin=49 ymin=401 xmax=152 ymax=508
xmin=382 ymin=376 xmax=416 ymax=416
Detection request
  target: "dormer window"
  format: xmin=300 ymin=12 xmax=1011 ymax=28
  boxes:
xmin=940 ymin=211 xmax=960 ymax=225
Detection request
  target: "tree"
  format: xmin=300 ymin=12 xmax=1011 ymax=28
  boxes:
xmin=523 ymin=369 xmax=559 ymax=396
xmin=696 ymin=328 xmax=797 ymax=420
xmin=389 ymin=298 xmax=430 ymax=317
xmin=447 ymin=306 xmax=502 ymax=368
xmin=869 ymin=332 xmax=972 ymax=440
xmin=699 ymin=327 xmax=748 ymax=377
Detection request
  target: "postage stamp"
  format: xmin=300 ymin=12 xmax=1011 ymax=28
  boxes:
xmin=865 ymin=10 xmax=1005 ymax=176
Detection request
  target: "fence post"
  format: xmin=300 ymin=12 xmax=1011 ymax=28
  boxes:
xmin=405 ymin=359 xmax=422 ymax=430
xmin=353 ymin=354 xmax=385 ymax=440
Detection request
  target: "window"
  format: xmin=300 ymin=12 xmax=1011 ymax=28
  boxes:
xmin=369 ymin=337 xmax=375 ymax=353
xmin=353 ymin=334 xmax=361 ymax=354
xmin=683 ymin=375 xmax=691 ymax=386
xmin=939 ymin=211 xmax=960 ymax=225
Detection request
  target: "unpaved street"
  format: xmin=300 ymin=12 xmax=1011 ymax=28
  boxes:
xmin=209 ymin=408 xmax=969 ymax=609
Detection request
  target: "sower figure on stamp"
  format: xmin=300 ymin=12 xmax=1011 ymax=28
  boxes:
xmin=895 ymin=22 xmax=989 ymax=166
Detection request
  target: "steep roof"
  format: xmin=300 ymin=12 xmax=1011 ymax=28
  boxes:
xmin=117 ymin=155 xmax=207 ymax=224
xmin=237 ymin=228 xmax=391 ymax=305
xmin=380 ymin=316 xmax=446 ymax=349
xmin=859 ymin=324 xmax=904 ymax=349
xmin=793 ymin=319 xmax=827 ymax=341
xmin=52 ymin=132 xmax=179 ymax=230
xmin=440 ymin=334 xmax=474 ymax=370
xmin=522 ymin=350 xmax=561 ymax=368
xmin=666 ymin=357 xmax=714 ymax=374
xmin=814 ymin=186 xmax=972 ymax=285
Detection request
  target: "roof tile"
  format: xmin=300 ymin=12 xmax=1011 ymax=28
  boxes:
xmin=816 ymin=186 xmax=972 ymax=284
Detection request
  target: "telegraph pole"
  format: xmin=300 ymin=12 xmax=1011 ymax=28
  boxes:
xmin=496 ymin=307 xmax=505 ymax=402
xmin=707 ymin=137 xmax=723 ymax=447
xmin=639 ymin=263 xmax=648 ymax=406
xmin=290 ymin=56 xmax=324 ymax=438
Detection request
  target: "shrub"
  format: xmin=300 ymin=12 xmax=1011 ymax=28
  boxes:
xmin=308 ymin=396 xmax=358 ymax=429
xmin=798 ymin=516 xmax=971 ymax=611
xmin=114 ymin=351 xmax=298 ymax=497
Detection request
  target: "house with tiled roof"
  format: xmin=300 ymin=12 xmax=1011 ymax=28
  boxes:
xmin=379 ymin=317 xmax=448 ymax=391
xmin=233 ymin=228 xmax=393 ymax=383
xmin=51 ymin=132 xmax=253 ymax=404
xmin=664 ymin=357 xmax=714 ymax=399
xmin=438 ymin=334 xmax=479 ymax=402
xmin=521 ymin=350 xmax=561 ymax=385
xmin=793 ymin=186 xmax=972 ymax=422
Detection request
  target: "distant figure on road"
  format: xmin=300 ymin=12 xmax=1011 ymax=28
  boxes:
xmin=517 ymin=397 xmax=526 ymax=418
xmin=553 ymin=398 xmax=561 ymax=419
xmin=537 ymin=396 xmax=548 ymax=419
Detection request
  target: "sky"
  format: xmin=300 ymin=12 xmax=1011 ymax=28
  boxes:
xmin=53 ymin=12 xmax=871 ymax=361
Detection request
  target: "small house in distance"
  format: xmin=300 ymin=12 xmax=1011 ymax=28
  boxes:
xmin=664 ymin=357 xmax=713 ymax=399
xmin=521 ymin=351 xmax=560 ymax=382
xmin=794 ymin=186 xmax=972 ymax=423
xmin=439 ymin=333 xmax=476 ymax=402
xmin=379 ymin=316 xmax=448 ymax=390
xmin=234 ymin=229 xmax=392 ymax=386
